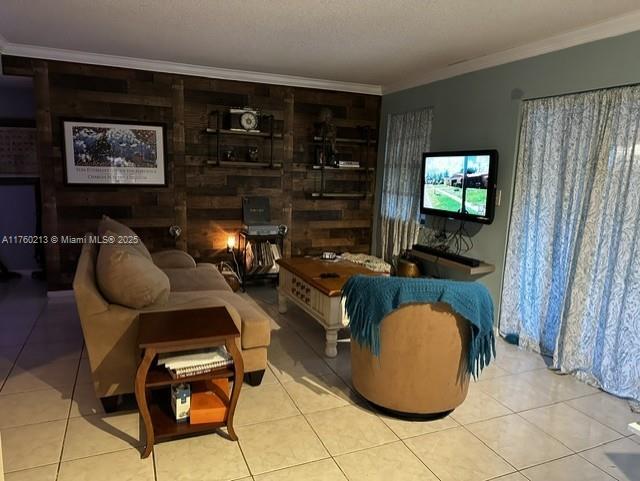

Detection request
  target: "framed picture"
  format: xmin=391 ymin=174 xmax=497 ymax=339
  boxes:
xmin=62 ymin=119 xmax=166 ymax=186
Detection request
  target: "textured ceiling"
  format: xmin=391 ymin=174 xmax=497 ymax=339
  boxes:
xmin=1 ymin=0 xmax=639 ymax=90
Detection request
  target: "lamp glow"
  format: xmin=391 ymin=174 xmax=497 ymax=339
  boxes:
xmin=227 ymin=235 xmax=236 ymax=252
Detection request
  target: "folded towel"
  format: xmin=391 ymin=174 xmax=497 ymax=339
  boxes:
xmin=342 ymin=275 xmax=495 ymax=378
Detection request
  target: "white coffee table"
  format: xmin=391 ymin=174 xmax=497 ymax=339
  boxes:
xmin=276 ymin=257 xmax=382 ymax=357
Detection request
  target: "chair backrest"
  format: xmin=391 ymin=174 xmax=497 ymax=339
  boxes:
xmin=351 ymin=302 xmax=470 ymax=415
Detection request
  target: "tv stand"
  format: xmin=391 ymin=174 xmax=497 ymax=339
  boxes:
xmin=410 ymin=247 xmax=495 ymax=277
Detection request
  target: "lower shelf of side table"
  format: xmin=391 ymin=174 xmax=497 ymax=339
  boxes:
xmin=149 ymin=389 xmax=229 ymax=442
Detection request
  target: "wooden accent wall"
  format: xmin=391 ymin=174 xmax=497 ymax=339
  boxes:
xmin=1 ymin=56 xmax=380 ymax=289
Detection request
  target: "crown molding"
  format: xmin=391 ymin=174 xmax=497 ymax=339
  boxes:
xmin=384 ymin=10 xmax=640 ymax=94
xmin=1 ymin=42 xmax=382 ymax=95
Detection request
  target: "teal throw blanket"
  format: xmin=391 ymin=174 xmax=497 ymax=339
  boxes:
xmin=342 ymin=276 xmax=495 ymax=378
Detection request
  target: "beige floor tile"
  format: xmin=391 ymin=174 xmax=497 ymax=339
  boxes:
xmin=379 ymin=412 xmax=459 ymax=439
xmin=1 ymin=419 xmax=66 ymax=472
xmin=1 ymin=359 xmax=78 ymax=394
xmin=154 ymin=434 xmax=250 ymax=481
xmin=25 ymin=322 xmax=83 ymax=345
xmin=467 ymin=414 xmax=571 ymax=469
xmin=4 ymin=464 xmax=59 ymax=481
xmin=476 ymin=373 xmax=564 ymax=412
xmin=268 ymin=356 xmax=333 ymax=383
xmin=0 ymin=386 xmax=72 ymax=428
xmin=405 ymin=426 xmax=514 ymax=481
xmin=237 ymin=415 xmax=328 ymax=475
xmin=282 ymin=372 xmax=354 ymax=414
xmin=517 ymin=369 xmax=599 ymax=400
xmin=476 ymin=363 xmax=510 ymax=380
xmin=520 ymin=403 xmax=621 ymax=451
xmin=567 ymin=393 xmax=639 ymax=435
xmin=492 ymin=345 xmax=549 ymax=374
xmin=0 ymin=346 xmax=20 ymax=377
xmin=0 ymin=326 xmax=32 ymax=348
xmin=322 ymin=347 xmax=352 ymax=383
xmin=305 ymin=405 xmax=397 ymax=455
xmin=268 ymin=330 xmax=318 ymax=361
xmin=15 ymin=340 xmax=82 ymax=366
xmin=75 ymin=357 xmax=94 ymax=384
xmin=69 ymin=382 xmax=105 ymax=417
xmin=336 ymin=441 xmax=438 ymax=481
xmin=62 ymin=412 xmax=140 ymax=461
xmin=491 ymin=474 xmax=528 ymax=481
xmin=235 ymin=383 xmax=300 ymax=426
xmin=580 ymin=438 xmax=640 ymax=481
xmin=451 ymin=384 xmax=512 ymax=425
xmin=630 ymin=435 xmax=640 ymax=445
xmin=247 ymin=365 xmax=278 ymax=387
xmin=254 ymin=458 xmax=347 ymax=481
xmin=57 ymin=448 xmax=154 ymax=481
xmin=522 ymin=454 xmax=615 ymax=481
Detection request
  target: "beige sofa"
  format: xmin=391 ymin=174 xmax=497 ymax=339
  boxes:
xmin=73 ymin=218 xmax=271 ymax=411
xmin=351 ymin=303 xmax=470 ymax=417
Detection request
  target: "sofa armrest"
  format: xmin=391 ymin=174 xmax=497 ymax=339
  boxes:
xmin=151 ymin=250 xmax=197 ymax=269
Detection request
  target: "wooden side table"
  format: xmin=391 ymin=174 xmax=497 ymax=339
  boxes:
xmin=135 ymin=306 xmax=244 ymax=459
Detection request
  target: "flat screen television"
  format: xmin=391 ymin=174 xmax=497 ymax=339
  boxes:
xmin=420 ymin=150 xmax=498 ymax=224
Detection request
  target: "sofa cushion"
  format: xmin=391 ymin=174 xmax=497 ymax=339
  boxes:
xmin=206 ymin=291 xmax=271 ymax=349
xmin=98 ymin=215 xmax=151 ymax=260
xmin=151 ymin=250 xmax=197 ymax=269
xmin=142 ymin=290 xmax=271 ymax=349
xmin=96 ymin=240 xmax=170 ymax=309
xmin=162 ymin=266 xmax=232 ymax=292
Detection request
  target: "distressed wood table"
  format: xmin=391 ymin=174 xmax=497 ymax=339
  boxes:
xmin=277 ymin=257 xmax=382 ymax=357
xmin=135 ymin=306 xmax=244 ymax=458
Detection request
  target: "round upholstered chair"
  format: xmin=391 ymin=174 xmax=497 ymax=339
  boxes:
xmin=350 ymin=302 xmax=471 ymax=418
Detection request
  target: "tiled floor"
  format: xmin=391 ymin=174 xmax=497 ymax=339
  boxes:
xmin=1 ymin=278 xmax=639 ymax=481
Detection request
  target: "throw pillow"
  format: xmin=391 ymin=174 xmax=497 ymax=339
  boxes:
xmin=96 ymin=236 xmax=170 ymax=309
xmin=97 ymin=215 xmax=152 ymax=260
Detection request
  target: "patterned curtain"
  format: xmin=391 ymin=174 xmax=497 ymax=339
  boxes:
xmin=500 ymin=85 xmax=640 ymax=404
xmin=379 ymin=108 xmax=433 ymax=261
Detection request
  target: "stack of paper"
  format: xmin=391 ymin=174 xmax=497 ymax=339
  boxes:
xmin=158 ymin=347 xmax=232 ymax=379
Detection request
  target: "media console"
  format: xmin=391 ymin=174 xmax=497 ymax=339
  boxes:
xmin=410 ymin=246 xmax=495 ymax=277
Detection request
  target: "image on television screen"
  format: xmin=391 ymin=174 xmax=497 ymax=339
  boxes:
xmin=423 ymin=155 xmax=491 ymax=216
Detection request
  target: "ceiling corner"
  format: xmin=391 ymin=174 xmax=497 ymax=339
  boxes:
xmin=382 ymin=9 xmax=640 ymax=95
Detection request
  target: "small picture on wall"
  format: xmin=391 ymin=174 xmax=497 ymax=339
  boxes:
xmin=63 ymin=119 xmax=166 ymax=185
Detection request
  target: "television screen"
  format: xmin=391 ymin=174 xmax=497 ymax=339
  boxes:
xmin=420 ymin=150 xmax=498 ymax=224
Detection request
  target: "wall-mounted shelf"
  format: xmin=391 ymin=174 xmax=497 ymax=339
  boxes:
xmin=312 ymin=136 xmax=376 ymax=145
xmin=308 ymin=192 xmax=367 ymax=199
xmin=205 ymin=160 xmax=282 ymax=168
xmin=204 ymin=110 xmax=281 ymax=168
xmin=311 ymin=165 xmax=373 ymax=172
xmin=310 ymin=125 xmax=375 ymax=199
xmin=205 ymin=128 xmax=283 ymax=139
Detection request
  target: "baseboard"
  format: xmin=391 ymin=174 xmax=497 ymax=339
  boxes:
xmin=47 ymin=289 xmax=74 ymax=299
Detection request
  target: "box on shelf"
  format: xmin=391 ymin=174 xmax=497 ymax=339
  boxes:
xmin=190 ymin=378 xmax=230 ymax=425
xmin=170 ymin=384 xmax=191 ymax=423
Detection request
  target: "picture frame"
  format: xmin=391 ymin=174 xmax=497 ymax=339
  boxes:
xmin=62 ymin=119 xmax=167 ymax=186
